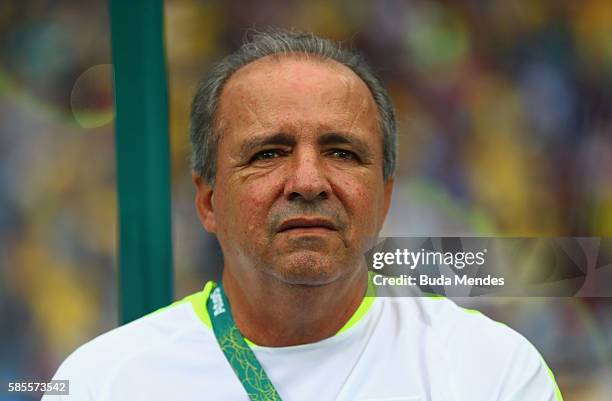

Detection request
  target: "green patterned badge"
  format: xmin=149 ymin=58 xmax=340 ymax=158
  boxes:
xmin=206 ymin=283 xmax=283 ymax=401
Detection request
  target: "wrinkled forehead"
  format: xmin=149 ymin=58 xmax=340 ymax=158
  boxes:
xmin=215 ymin=55 xmax=380 ymax=136
xmin=225 ymin=54 xmax=362 ymax=90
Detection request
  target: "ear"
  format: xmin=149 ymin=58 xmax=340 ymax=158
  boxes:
xmin=381 ymin=175 xmax=395 ymax=226
xmin=192 ymin=171 xmax=217 ymax=233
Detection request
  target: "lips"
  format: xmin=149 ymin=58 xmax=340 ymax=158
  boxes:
xmin=277 ymin=217 xmax=338 ymax=233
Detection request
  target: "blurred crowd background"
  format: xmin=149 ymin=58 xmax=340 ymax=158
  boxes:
xmin=1 ymin=0 xmax=612 ymax=399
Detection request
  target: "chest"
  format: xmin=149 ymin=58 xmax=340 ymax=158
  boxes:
xmin=104 ymin=329 xmax=449 ymax=401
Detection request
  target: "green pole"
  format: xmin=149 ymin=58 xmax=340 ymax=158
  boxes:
xmin=109 ymin=0 xmax=173 ymax=324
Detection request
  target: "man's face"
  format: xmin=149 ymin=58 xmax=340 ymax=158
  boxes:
xmin=194 ymin=56 xmax=393 ymax=286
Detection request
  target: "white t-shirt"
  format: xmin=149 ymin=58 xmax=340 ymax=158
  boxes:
xmin=42 ymin=281 xmax=563 ymax=401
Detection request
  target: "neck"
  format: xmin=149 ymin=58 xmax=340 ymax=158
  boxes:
xmin=221 ymin=266 xmax=368 ymax=347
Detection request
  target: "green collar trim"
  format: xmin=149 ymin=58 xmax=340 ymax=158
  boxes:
xmin=188 ymin=281 xmax=215 ymax=328
xmin=337 ymin=274 xmax=376 ymax=335
xmin=178 ymin=279 xmax=375 ymax=343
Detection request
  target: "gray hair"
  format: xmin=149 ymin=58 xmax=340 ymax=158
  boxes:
xmin=190 ymin=30 xmax=397 ymax=185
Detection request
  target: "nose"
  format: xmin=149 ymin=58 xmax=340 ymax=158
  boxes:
xmin=283 ymin=149 xmax=332 ymax=202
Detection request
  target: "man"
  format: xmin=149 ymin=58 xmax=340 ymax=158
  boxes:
xmin=44 ymin=30 xmax=563 ymax=401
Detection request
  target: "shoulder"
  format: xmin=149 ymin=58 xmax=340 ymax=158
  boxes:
xmin=389 ymin=294 xmax=536 ymax=352
xmin=385 ymin=296 xmax=562 ymax=400
xmin=71 ymin=298 xmax=202 ymax=363
xmin=413 ymin=295 xmax=525 ymax=352
xmin=45 ymin=287 xmax=214 ymax=400
xmin=53 ymin=300 xmax=201 ymax=374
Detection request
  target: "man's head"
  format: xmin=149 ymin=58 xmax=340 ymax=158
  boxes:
xmin=190 ymin=30 xmax=397 ymax=286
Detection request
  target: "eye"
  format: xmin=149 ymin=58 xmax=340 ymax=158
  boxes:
xmin=328 ymin=149 xmax=360 ymax=161
xmin=250 ymin=149 xmax=285 ymax=163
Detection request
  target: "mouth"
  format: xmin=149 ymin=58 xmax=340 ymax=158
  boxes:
xmin=277 ymin=217 xmax=338 ymax=233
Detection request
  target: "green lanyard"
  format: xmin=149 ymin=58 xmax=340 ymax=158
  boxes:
xmin=206 ymin=283 xmax=283 ymax=401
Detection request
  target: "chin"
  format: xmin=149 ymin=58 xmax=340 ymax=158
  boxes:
xmin=272 ymin=251 xmax=346 ymax=286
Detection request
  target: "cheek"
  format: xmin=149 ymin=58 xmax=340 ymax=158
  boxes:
xmin=334 ymin=174 xmax=384 ymax=232
xmin=219 ymin=176 xmax=280 ymax=236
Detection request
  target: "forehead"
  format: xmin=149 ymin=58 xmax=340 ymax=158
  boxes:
xmin=216 ymin=55 xmax=379 ymax=137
